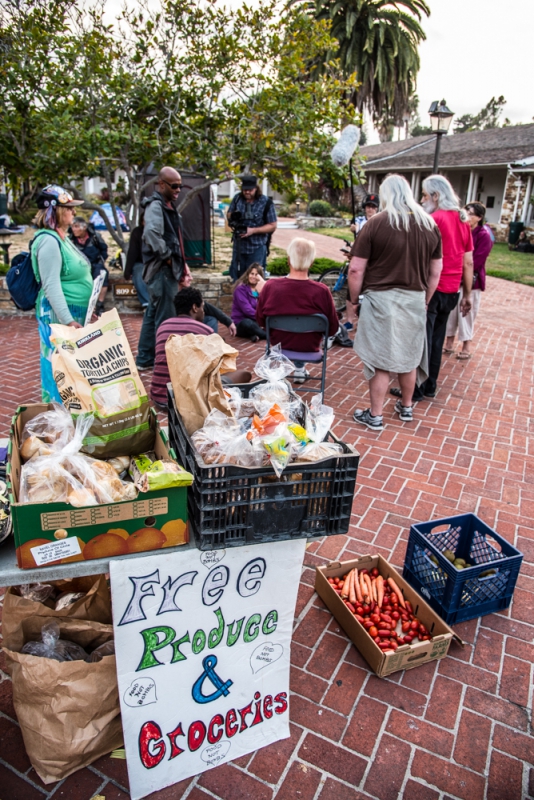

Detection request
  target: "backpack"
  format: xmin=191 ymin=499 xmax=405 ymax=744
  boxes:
xmin=5 ymin=231 xmax=54 ymax=311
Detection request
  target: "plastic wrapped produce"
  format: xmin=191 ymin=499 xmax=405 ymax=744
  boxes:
xmin=20 ymin=403 xmax=75 ymax=461
xmin=19 ymin=584 xmax=55 ymax=604
xmin=86 ymin=640 xmax=115 ymax=662
xmin=21 ymin=621 xmax=88 ymax=662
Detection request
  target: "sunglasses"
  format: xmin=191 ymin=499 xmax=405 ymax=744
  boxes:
xmin=163 ymin=180 xmax=182 ymax=190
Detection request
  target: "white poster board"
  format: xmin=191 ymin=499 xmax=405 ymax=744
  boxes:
xmin=110 ymin=539 xmax=305 ymax=800
xmin=84 ymin=269 xmax=106 ymax=325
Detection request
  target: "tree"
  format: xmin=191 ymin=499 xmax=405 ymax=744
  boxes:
xmin=453 ymin=96 xmax=511 ymax=134
xmin=305 ymin=0 xmax=429 ymax=127
xmin=0 ymin=0 xmax=359 ymax=250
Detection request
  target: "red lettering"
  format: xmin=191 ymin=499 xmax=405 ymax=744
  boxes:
xmin=139 ymin=721 xmax=166 ymax=769
xmin=166 ymin=722 xmax=185 ymax=760
xmin=251 ymin=691 xmax=263 ymax=727
xmin=188 ymin=720 xmax=206 ymax=752
xmin=274 ymin=692 xmax=288 ymax=714
xmin=238 ymin=700 xmax=254 ymax=732
xmin=207 ymin=713 xmax=224 ymax=744
xmin=225 ymin=708 xmax=239 ymax=738
xmin=263 ymin=695 xmax=273 ymax=719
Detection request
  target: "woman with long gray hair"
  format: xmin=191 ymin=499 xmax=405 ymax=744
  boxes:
xmin=348 ymin=174 xmax=443 ymax=430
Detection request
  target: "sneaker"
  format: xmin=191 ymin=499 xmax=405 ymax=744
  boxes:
xmin=353 ymin=408 xmax=384 ymax=431
xmin=293 ymin=367 xmax=310 ymax=384
xmin=394 ymin=399 xmax=413 ymax=422
xmin=343 ymin=321 xmax=354 ymax=331
xmin=326 ymin=335 xmax=336 ymax=350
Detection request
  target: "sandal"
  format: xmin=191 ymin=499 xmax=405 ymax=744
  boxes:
xmin=456 ymin=352 xmax=472 ymax=360
xmin=443 ymin=347 xmax=455 ymax=354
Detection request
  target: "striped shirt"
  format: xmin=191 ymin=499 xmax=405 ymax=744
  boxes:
xmin=150 ymin=316 xmax=213 ymax=407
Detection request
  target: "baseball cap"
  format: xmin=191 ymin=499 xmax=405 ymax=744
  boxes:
xmin=241 ymin=175 xmax=258 ymax=189
xmin=37 ymin=185 xmax=84 ymax=209
xmin=363 ymin=193 xmax=379 ymax=208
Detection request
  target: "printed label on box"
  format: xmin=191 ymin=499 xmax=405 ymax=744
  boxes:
xmin=31 ymin=536 xmax=82 ymax=566
xmin=40 ymin=498 xmax=169 ymax=531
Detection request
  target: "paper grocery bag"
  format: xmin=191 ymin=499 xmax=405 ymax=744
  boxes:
xmin=166 ymin=332 xmax=238 ymax=434
xmin=2 ymin=575 xmax=112 ymax=655
xmin=3 ymin=616 xmax=122 ymax=784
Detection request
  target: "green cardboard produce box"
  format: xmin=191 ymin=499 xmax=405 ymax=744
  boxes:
xmin=8 ymin=404 xmax=189 ymax=569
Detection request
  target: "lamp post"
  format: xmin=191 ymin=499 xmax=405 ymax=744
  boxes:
xmin=428 ymin=100 xmax=454 ymax=174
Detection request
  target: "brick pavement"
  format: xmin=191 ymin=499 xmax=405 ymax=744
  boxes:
xmin=0 ymin=271 xmax=533 ymax=800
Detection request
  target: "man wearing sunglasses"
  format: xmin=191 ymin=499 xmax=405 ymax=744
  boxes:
xmin=136 ymin=166 xmax=187 ymax=369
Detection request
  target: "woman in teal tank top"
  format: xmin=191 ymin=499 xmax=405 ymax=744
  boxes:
xmin=32 ymin=185 xmax=94 ymax=402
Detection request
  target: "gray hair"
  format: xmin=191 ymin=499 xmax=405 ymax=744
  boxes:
xmin=287 ymin=237 xmax=316 ymax=271
xmin=422 ymin=175 xmax=467 ymax=221
xmin=379 ymin=174 xmax=436 ymax=232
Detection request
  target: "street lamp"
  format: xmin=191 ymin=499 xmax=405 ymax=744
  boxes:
xmin=429 ymin=100 xmax=454 ymax=174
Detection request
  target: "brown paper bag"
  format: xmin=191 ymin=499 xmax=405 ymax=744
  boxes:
xmin=166 ymin=332 xmax=239 ymax=434
xmin=2 ymin=575 xmax=112 ymax=654
xmin=3 ymin=616 xmax=122 ymax=784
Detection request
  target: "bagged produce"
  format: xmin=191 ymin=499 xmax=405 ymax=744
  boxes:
xmin=50 ymin=309 xmax=155 ymax=457
xmin=129 ymin=451 xmax=193 ymax=492
xmin=21 ymin=621 xmax=88 ymax=662
xmin=20 ymin=402 xmax=74 ymax=461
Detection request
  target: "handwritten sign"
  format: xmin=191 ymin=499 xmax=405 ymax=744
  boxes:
xmin=110 ymin=539 xmax=305 ymax=800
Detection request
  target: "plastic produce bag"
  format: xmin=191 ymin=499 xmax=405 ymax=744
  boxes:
xmin=19 ymin=584 xmax=55 ymax=604
xmin=86 ymin=639 xmax=115 ymax=662
xmin=262 ymin=425 xmax=293 ymax=477
xmin=55 ymin=592 xmax=86 ymax=610
xmin=306 ymin=393 xmax=335 ymax=443
xmin=191 ymin=410 xmax=242 ymax=464
xmin=20 ymin=403 xmax=75 ymax=462
xmin=254 ymin=344 xmax=295 ymax=382
xmin=296 ymin=441 xmax=343 ymax=462
xmin=21 ymin=621 xmax=88 ymax=662
xmin=224 ymin=386 xmax=242 ymax=418
xmin=130 ymin=452 xmax=193 ymax=492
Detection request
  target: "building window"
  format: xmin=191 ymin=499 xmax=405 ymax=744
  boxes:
xmin=486 ymin=196 xmax=495 ymax=209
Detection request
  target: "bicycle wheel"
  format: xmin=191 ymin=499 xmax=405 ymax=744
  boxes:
xmin=317 ymin=268 xmax=349 ymax=313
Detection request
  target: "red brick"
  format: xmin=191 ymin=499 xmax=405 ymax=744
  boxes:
xmin=299 ymin=733 xmax=366 ymax=785
xmin=343 ymin=695 xmax=388 ymax=757
xmin=49 ymin=768 xmax=103 ymax=799
xmin=365 ymin=675 xmax=426 ymax=717
xmin=248 ymin=723 xmax=300 ymax=784
xmin=0 ymin=678 xmax=17 ymax=720
xmin=142 ymin=779 xmax=195 ymax=799
xmin=291 ymin=642 xmax=312 ymax=668
xmin=504 ymin=635 xmax=534 ymax=662
xmin=199 ymin=763 xmax=272 ymax=800
xmin=323 ymin=661 xmax=367 ymax=713
xmin=90 ymin=753 xmax=129 ymax=789
xmin=344 ymin=644 xmax=372 ymax=671
xmin=0 ymin=763 xmax=46 ymax=799
xmin=293 ymin=607 xmax=331 ymax=648
xmin=364 ymin=733 xmax=411 ymax=800
xmin=493 ymin=724 xmax=534 ymax=763
xmin=425 ymin=677 xmax=462 ymax=729
xmin=0 ymin=715 xmax=33 ymax=773
xmin=438 ymin=655 xmax=497 ymax=693
xmin=481 ymin=613 xmax=534 ymax=641
xmin=510 ymin=588 xmax=534 ymax=624
xmin=472 ymin=627 xmax=503 ymax=673
xmin=275 ymin=760 xmax=321 ymax=800
xmin=464 ymin=687 xmax=529 ymax=732
xmin=182 ymin=790 xmax=215 ymax=800
xmin=487 ymin=751 xmax=523 ymax=800
xmin=295 ymin=583 xmax=315 ymax=617
xmin=318 ymin=777 xmax=369 ymax=800
xmin=290 ymin=694 xmax=346 ymax=740
xmin=232 ymin=754 xmax=253 ymax=768
xmin=307 ymin=633 xmax=349 ymax=680
xmin=453 ymin=710 xmax=492 ymax=773
xmin=386 ymin=709 xmax=453 ymax=758
xmin=290 ymin=666 xmax=328 ymax=703
xmin=89 ymin=784 xmax=129 ymax=800
xmin=404 ymin=779 xmax=440 ymax=800
xmin=411 ymin=750 xmax=485 ymax=800
xmin=529 ymin=767 xmax=534 ymax=797
xmin=499 ymin=655 xmax=531 ymax=707
xmin=316 ymin=534 xmax=347 ymax=561
xmin=400 ymin=659 xmax=437 ymax=695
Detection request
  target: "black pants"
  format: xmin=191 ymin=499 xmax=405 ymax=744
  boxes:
xmin=236 ymin=318 xmax=266 ymax=340
xmin=413 ymin=290 xmax=459 ymax=400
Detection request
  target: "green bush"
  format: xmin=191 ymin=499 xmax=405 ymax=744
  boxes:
xmin=267 ymin=256 xmax=341 ymax=276
xmin=308 ymin=199 xmax=333 ymax=217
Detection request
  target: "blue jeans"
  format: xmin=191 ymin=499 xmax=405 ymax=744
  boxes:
xmin=230 ymin=243 xmax=267 ymax=282
xmin=203 ymin=315 xmax=218 ymax=333
xmin=132 ymin=262 xmax=150 ymax=308
xmin=136 ymin=267 xmax=178 ymax=367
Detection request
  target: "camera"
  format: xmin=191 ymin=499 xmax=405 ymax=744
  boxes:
xmin=228 ymin=210 xmax=248 ymax=235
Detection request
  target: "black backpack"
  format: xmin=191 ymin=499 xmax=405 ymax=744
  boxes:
xmin=5 ymin=234 xmax=48 ymax=311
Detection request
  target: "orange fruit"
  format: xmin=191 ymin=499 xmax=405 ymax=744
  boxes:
xmin=126 ymin=527 xmax=166 ymax=554
xmin=17 ymin=539 xmax=51 ymax=569
xmin=84 ymin=533 xmax=129 ymax=560
xmin=61 ymin=537 xmax=86 ymax=563
xmin=161 ymin=519 xmax=188 ymax=548
xmin=106 ymin=528 xmax=130 ymax=541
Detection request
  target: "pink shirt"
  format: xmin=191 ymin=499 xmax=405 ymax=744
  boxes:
xmin=432 ymin=210 xmax=473 ymax=293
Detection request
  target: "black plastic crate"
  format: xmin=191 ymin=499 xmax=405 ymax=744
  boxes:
xmin=167 ymin=386 xmax=359 ymax=550
xmin=403 ymin=514 xmax=523 ymax=625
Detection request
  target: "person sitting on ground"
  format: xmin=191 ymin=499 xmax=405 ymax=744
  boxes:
xmin=444 ymin=202 xmax=493 ymax=360
xmin=150 ymin=287 xmax=247 ymax=409
xmin=178 ymin=265 xmax=236 ymax=336
xmin=348 ymin=174 xmax=443 ymax=431
xmin=231 ymin=263 xmax=267 ymax=342
xmin=256 ymin=238 xmax=339 ymax=383
xmin=513 ymin=230 xmax=534 ymax=253
xmin=69 ymin=217 xmax=109 ymax=315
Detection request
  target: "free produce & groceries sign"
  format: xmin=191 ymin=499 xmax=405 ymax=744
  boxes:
xmin=110 ymin=539 xmax=305 ymax=800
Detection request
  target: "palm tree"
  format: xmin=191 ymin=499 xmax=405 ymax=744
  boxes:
xmin=310 ymin=0 xmax=430 ymax=126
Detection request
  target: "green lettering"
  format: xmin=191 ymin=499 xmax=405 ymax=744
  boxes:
xmin=262 ymin=610 xmax=278 ymax=635
xmin=208 ymin=608 xmax=225 ymax=648
xmin=243 ymin=613 xmax=261 ymax=643
xmin=192 ymin=629 xmax=206 ymax=654
xmin=137 ymin=626 xmax=176 ymax=670
xmin=171 ymin=632 xmax=191 ymax=663
xmin=226 ymin=617 xmax=244 ymax=647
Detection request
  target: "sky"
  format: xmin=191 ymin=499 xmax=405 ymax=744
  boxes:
xmin=367 ymin=0 xmax=534 ymax=143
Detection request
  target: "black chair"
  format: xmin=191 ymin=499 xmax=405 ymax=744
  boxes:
xmin=265 ymin=313 xmax=329 ymax=396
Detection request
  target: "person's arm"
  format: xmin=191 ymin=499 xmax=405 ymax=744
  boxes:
xmin=347 ymin=256 xmax=368 ymax=308
xmin=35 ymin=236 xmax=75 ymax=325
xmin=242 ymin=199 xmax=278 ymax=238
xmin=323 ymin=288 xmax=340 ymax=335
xmin=426 ymin=258 xmax=443 ymax=305
xmin=143 ymin=201 xmax=172 ymax=261
xmin=96 ymin=233 xmax=108 ymax=263
xmin=460 ymin=251 xmax=474 ymax=316
xmin=204 ymin=302 xmax=232 ymax=328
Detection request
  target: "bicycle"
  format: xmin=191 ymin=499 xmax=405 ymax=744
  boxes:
xmin=317 ymin=239 xmax=352 ymax=313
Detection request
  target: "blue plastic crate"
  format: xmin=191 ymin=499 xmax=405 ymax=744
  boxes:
xmin=403 ymin=514 xmax=523 ymax=625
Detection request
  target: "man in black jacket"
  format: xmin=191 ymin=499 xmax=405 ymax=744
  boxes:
xmin=136 ymin=167 xmax=186 ymax=368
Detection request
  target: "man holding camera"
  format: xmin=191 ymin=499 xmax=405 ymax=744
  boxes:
xmin=227 ymin=175 xmax=277 ymax=281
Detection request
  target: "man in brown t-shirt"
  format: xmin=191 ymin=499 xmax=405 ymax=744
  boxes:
xmin=348 ymin=174 xmax=443 ymax=431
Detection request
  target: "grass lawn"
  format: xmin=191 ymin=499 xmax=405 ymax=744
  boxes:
xmin=309 ymin=227 xmax=352 ymax=243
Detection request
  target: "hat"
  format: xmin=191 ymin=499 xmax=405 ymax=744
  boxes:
xmin=241 ymin=175 xmax=258 ymax=189
xmin=37 ymin=185 xmax=84 ymax=209
xmin=363 ymin=193 xmax=379 ymax=208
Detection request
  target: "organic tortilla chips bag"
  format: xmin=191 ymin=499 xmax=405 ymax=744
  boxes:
xmin=50 ymin=309 xmax=155 ymax=457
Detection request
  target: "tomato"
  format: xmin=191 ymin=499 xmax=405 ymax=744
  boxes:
xmin=391 ymin=594 xmax=398 ymax=605
xmin=410 ymin=620 xmax=420 ymax=631
xmin=371 ymin=568 xmax=380 ymax=578
xmin=402 ymin=634 xmax=414 ymax=644
xmin=405 ymin=601 xmax=414 ymax=614
xmin=374 ymin=636 xmax=381 ymax=644
xmin=378 ymin=642 xmax=393 ymax=651
xmin=389 ymin=640 xmax=398 ymax=650
xmin=369 ymin=626 xmax=378 ymax=638
xmin=328 ymin=578 xmax=335 ymax=584
xmin=355 ymin=614 xmax=364 ymax=624
xmin=419 ymin=634 xmax=431 ymax=641
xmin=344 ymin=601 xmax=356 ymax=612
xmin=362 ymin=604 xmax=370 ymax=615
xmin=360 ymin=568 xmax=369 ymax=575
xmin=391 ymin=611 xmax=400 ymax=620
xmin=377 ymin=629 xmax=391 ymax=638
xmin=356 ymin=606 xmax=364 ymax=616
xmin=363 ymin=619 xmax=374 ymax=629
xmin=380 ymin=613 xmax=392 ymax=623
xmin=333 ymin=589 xmax=342 ymax=594
xmin=419 ymin=624 xmax=429 ymax=636
xmin=401 ymin=621 xmax=411 ymax=633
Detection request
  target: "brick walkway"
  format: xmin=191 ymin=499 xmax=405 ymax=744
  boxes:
xmin=0 ymin=271 xmax=533 ymax=800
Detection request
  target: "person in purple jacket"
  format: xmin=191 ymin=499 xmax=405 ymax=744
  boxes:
xmin=444 ymin=202 xmax=493 ymax=360
xmin=231 ymin=263 xmax=267 ymax=342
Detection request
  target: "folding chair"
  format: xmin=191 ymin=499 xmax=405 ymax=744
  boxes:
xmin=265 ymin=313 xmax=329 ymax=396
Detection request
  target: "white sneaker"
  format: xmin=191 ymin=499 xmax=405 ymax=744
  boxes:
xmin=293 ymin=367 xmax=310 ymax=384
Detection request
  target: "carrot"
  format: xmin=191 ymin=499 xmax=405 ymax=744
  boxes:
xmin=340 ymin=572 xmax=350 ymax=598
xmin=387 ymin=577 xmax=406 ymax=609
xmin=363 ymin=573 xmax=373 ymax=603
xmin=349 ymin=569 xmax=357 ymax=606
xmin=370 ymin=576 xmax=378 ymax=604
xmin=360 ymin=572 xmax=369 ymax=603
xmin=354 ymin=568 xmax=363 ymax=604
xmin=376 ymin=575 xmax=384 ymax=608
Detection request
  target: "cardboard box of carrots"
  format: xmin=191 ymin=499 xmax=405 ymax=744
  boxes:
xmin=315 ymin=555 xmax=460 ymax=677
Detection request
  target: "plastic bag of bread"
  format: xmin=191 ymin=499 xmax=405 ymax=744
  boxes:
xmin=296 ymin=441 xmax=343 ymax=462
xmin=191 ymin=410 xmax=242 ymax=464
xmin=21 ymin=621 xmax=88 ymax=663
xmin=20 ymin=403 xmax=75 ymax=462
xmin=306 ymin=393 xmax=334 ymax=443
